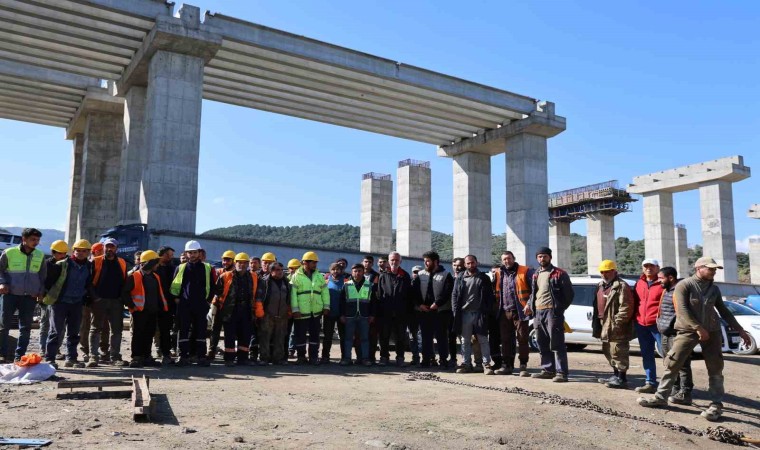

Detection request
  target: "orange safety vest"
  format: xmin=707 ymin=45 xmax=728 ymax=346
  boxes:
xmin=495 ymin=265 xmax=531 ymax=307
xmin=130 ymin=270 xmax=168 ymax=313
xmin=214 ymin=271 xmax=259 ymax=315
xmin=92 ymin=255 xmax=127 ymax=286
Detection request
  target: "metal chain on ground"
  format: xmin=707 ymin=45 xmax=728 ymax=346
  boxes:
xmin=406 ymin=372 xmax=748 ymax=446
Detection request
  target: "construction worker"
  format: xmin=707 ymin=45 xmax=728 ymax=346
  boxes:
xmin=259 ymin=252 xmax=276 ymax=281
xmin=340 ymin=263 xmax=377 ymax=366
xmin=525 ymin=247 xmax=575 ymax=382
xmin=179 ymin=252 xmax=188 ymax=264
xmin=408 ymin=264 xmax=423 ymax=366
xmin=256 ymin=262 xmax=291 ymax=365
xmin=362 ymin=255 xmax=380 ymax=365
xmin=207 ymin=250 xmax=235 ymax=360
xmin=494 ymin=251 xmax=534 ymax=376
xmin=362 ymin=255 xmax=379 ymax=283
xmin=154 ymin=246 xmax=176 ymax=363
xmin=0 ymin=228 xmax=47 ymax=363
xmin=633 ymin=258 xmax=665 ymax=394
xmin=39 ymin=240 xmax=69 ymax=359
xmin=286 ymin=258 xmax=300 ymax=358
xmin=452 ymin=255 xmax=495 ymax=375
xmin=171 ymin=240 xmax=216 ymax=367
xmin=43 ymin=239 xmax=96 ymax=369
xmin=88 ymin=238 xmax=128 ymax=367
xmin=638 ymin=257 xmax=752 ymax=421
xmin=287 ymin=259 xmax=300 ymax=278
xmin=376 ymin=251 xmax=414 ymax=367
xmin=593 ymin=260 xmax=635 ymax=389
xmin=290 ymin=251 xmax=329 ymax=365
xmin=80 ymin=241 xmax=105 ymax=363
xmin=656 ymin=266 xmax=693 ymax=405
xmin=449 ymin=257 xmax=466 ymax=368
xmin=412 ymin=251 xmax=454 ymax=368
xmin=213 ymin=252 xmax=257 ymax=367
xmin=323 ymin=262 xmax=347 ymax=363
xmin=249 ymin=256 xmax=261 ymax=274
xmin=377 ymin=255 xmax=389 ymax=273
xmin=123 ymin=250 xmax=168 ymax=368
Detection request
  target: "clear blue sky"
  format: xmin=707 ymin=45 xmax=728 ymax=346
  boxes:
xmin=1 ymin=0 xmax=758 ymax=250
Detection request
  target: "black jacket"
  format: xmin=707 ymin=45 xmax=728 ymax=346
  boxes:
xmin=376 ymin=268 xmax=413 ymax=318
xmin=412 ymin=265 xmax=454 ymax=312
xmin=451 ymin=270 xmax=494 ymax=335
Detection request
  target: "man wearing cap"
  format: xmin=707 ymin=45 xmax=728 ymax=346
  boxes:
xmin=0 ymin=228 xmax=47 ymax=363
xmin=631 ymin=258 xmax=665 ymax=393
xmin=40 ymin=240 xmax=69 ymax=359
xmin=79 ymin=241 xmax=104 ymax=362
xmin=88 ymin=238 xmax=128 ymax=367
xmin=171 ymin=240 xmax=216 ymax=366
xmin=525 ymin=247 xmax=574 ymax=382
xmin=290 ymin=251 xmax=329 ymax=365
xmin=208 ymin=250 xmax=235 ymax=361
xmin=638 ymin=257 xmax=752 ymax=421
xmin=154 ymin=246 xmax=176 ymax=364
xmin=256 ymin=262 xmax=291 ymax=365
xmin=213 ymin=253 xmax=257 ymax=367
xmin=285 ymin=258 xmax=300 ymax=358
xmin=123 ymin=250 xmax=168 ymax=368
xmin=593 ymin=260 xmax=635 ymax=389
xmin=259 ymin=253 xmax=277 ymax=281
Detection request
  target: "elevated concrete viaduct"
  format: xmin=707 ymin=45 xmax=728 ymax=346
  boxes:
xmin=0 ymin=1 xmax=565 ymax=259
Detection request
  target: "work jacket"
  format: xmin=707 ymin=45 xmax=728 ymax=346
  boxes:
xmin=171 ymin=261 xmax=215 ymax=303
xmin=656 ymin=284 xmax=678 ymax=336
xmin=0 ymin=245 xmax=47 ymax=297
xmin=213 ymin=270 xmax=258 ymax=321
xmin=451 ymin=270 xmax=494 ymax=336
xmin=290 ymin=267 xmax=329 ymax=318
xmin=42 ymin=257 xmax=95 ymax=305
xmin=376 ymin=267 xmax=414 ymax=318
xmin=592 ymin=277 xmax=635 ymax=342
xmin=674 ymin=275 xmax=742 ymax=333
xmin=495 ymin=264 xmax=532 ymax=320
xmin=124 ymin=270 xmax=168 ymax=313
xmin=412 ymin=265 xmax=453 ymax=313
xmin=255 ymin=276 xmax=291 ymax=319
xmin=634 ymin=274 xmax=664 ymax=327
xmin=527 ymin=265 xmax=574 ymax=313
xmin=340 ymin=277 xmax=376 ymax=318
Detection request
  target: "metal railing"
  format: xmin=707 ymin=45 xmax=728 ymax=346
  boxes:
xmin=362 ymin=172 xmax=391 ymax=181
xmin=398 ymin=159 xmax=430 ymax=168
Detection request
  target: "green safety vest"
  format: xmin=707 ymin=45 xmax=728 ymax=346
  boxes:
xmin=345 ymin=279 xmax=371 ymax=317
xmin=4 ymin=247 xmax=44 ymax=274
xmin=170 ymin=262 xmax=212 ymax=299
xmin=290 ymin=267 xmax=329 ymax=318
xmin=42 ymin=259 xmax=69 ymax=305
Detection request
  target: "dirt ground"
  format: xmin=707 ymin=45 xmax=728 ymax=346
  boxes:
xmin=1 ymin=329 xmax=758 ymax=449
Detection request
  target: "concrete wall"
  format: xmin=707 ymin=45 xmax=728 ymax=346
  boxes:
xmin=750 ymin=238 xmax=760 ymax=285
xmin=77 ymin=113 xmax=123 ymax=243
xmin=642 ymin=191 xmax=675 ymax=267
xmin=505 ymin=133 xmax=548 ymax=266
xmin=548 ymin=220 xmax=571 ymax=269
xmin=117 ymin=86 xmax=147 ymax=225
xmin=65 ymin=134 xmax=84 ymax=247
xmin=453 ymin=152 xmax=491 ymax=264
xmin=140 ymin=50 xmax=205 ymax=233
xmin=699 ymin=181 xmax=738 ymax=282
xmin=586 ymin=213 xmax=615 ymax=275
xmin=360 ymin=177 xmax=392 ymax=254
xmin=674 ymin=225 xmax=690 ymax=278
xmin=397 ymin=163 xmax=431 ymax=258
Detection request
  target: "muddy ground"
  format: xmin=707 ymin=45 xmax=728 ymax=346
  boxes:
xmin=1 ymin=329 xmax=758 ymax=449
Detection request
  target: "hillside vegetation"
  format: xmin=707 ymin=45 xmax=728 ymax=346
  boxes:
xmin=203 ymin=224 xmax=750 ymax=280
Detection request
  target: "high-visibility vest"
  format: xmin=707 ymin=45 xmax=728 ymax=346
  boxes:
xmin=214 ymin=270 xmax=258 ymax=313
xmin=4 ymin=247 xmax=44 ymax=274
xmin=130 ymin=270 xmax=168 ymax=313
xmin=344 ymin=279 xmax=371 ymax=316
xmin=496 ymin=265 xmax=531 ymax=308
xmin=170 ymin=262 xmax=212 ymax=298
xmin=290 ymin=267 xmax=328 ymax=317
xmin=92 ymin=255 xmax=127 ymax=286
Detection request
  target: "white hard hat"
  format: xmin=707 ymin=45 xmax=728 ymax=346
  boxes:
xmin=185 ymin=240 xmax=202 ymax=251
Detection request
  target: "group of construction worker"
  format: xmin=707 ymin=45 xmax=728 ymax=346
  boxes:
xmin=0 ymin=228 xmax=753 ymax=422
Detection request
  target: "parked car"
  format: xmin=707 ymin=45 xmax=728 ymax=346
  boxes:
xmin=724 ymin=301 xmax=760 ymax=355
xmin=529 ymin=276 xmax=742 ymax=355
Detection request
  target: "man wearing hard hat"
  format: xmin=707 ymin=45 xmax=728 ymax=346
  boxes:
xmin=290 ymin=251 xmax=329 ymax=365
xmin=285 ymin=258 xmax=301 ymax=359
xmin=213 ymin=252 xmax=258 ymax=366
xmin=39 ymin=240 xmax=69 ymax=360
xmin=170 ymin=240 xmax=216 ymax=366
xmin=592 ymin=260 xmax=635 ymax=389
xmin=42 ymin=239 xmax=96 ymax=369
xmin=122 ymin=250 xmax=169 ymax=368
xmin=259 ymin=253 xmax=276 ymax=281
xmin=208 ymin=250 xmax=236 ymax=361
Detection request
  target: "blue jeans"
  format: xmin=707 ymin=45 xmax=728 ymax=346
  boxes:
xmin=535 ymin=308 xmax=569 ymax=375
xmin=343 ymin=316 xmax=369 ymax=360
xmin=461 ymin=310 xmax=490 ymax=366
xmin=46 ymin=301 xmax=84 ymax=362
xmin=636 ymin=323 xmax=663 ymax=385
xmin=0 ymin=294 xmax=37 ymax=359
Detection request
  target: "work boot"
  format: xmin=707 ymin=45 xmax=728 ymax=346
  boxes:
xmin=635 ymin=383 xmax=657 ymax=394
xmin=64 ymin=359 xmax=75 ymax=368
xmin=56 ymin=353 xmax=65 ymax=361
xmin=320 ymin=356 xmax=330 ymax=365
xmin=456 ymin=364 xmax=473 ymax=374
xmin=637 ymin=395 xmax=668 ymax=408
xmin=85 ymin=355 xmax=99 ymax=368
xmin=224 ymin=360 xmax=236 ymax=367
xmin=174 ymin=357 xmax=190 ymax=367
xmin=419 ymin=359 xmax=431 ymax=368
xmin=606 ymin=376 xmax=627 ymax=389
xmin=701 ymin=403 xmax=723 ymax=422
xmin=339 ymin=359 xmax=351 ymax=366
xmin=378 ymin=357 xmax=389 ymax=366
xmin=296 ymin=356 xmax=308 ymax=365
xmin=598 ymin=375 xmax=618 ymax=384
xmin=257 ymin=360 xmax=268 ymax=366
xmin=484 ymin=366 xmax=495 ymax=375
xmin=48 ymin=361 xmax=59 ymax=370
xmin=494 ymin=366 xmax=513 ymax=375
xmin=161 ymin=356 xmax=173 ymax=366
xmin=310 ymin=357 xmax=320 ymax=366
xmin=277 ymin=359 xmax=288 ymax=366
xmin=411 ymin=356 xmax=420 ymax=366
xmin=531 ymin=370 xmax=556 ymax=379
xmin=474 ymin=363 xmax=484 ymax=373
xmin=518 ymin=365 xmax=530 ymax=377
xmin=100 ymin=355 xmax=111 ymax=365
xmin=207 ymin=350 xmax=216 ymax=361
xmin=188 ymin=355 xmax=198 ymax=364
xmin=144 ymin=358 xmax=159 ymax=367
xmin=129 ymin=358 xmax=144 ymax=368
xmin=197 ymin=358 xmax=211 ymax=367
xmin=288 ymin=349 xmax=295 ymax=359
xmin=82 ymin=354 xmax=90 ymax=363
xmin=362 ymin=359 xmax=372 ymax=367
xmin=396 ymin=358 xmax=408 ymax=368
xmin=112 ymin=358 xmax=127 ymax=367
xmin=668 ymin=389 xmax=693 ymax=405
xmin=553 ymin=373 xmax=569 ymax=383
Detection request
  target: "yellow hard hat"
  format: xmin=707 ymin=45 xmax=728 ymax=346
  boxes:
xmin=50 ymin=240 xmax=69 ymax=254
xmin=222 ymin=250 xmax=236 ymax=259
xmin=598 ymin=260 xmax=617 ymax=272
xmin=287 ymin=258 xmax=301 ymax=269
xmin=140 ymin=250 xmax=159 ymax=263
xmin=301 ymin=251 xmax=319 ymax=262
xmin=235 ymin=252 xmax=250 ymax=262
xmin=261 ymin=252 xmax=276 ymax=262
xmin=72 ymin=239 xmax=92 ymax=250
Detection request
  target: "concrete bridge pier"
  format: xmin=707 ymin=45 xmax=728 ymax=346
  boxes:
xmin=397 ymin=160 xmax=431 ymax=258
xmin=548 ymin=220 xmax=571 ymax=269
xmin=586 ymin=213 xmax=615 ymax=275
xmin=641 ymin=191 xmax=676 ymax=268
xmin=748 ymin=205 xmax=760 ymax=284
xmin=452 ymin=152 xmax=492 ymax=264
xmin=674 ymin=224 xmax=690 ymax=278
xmin=360 ymin=173 xmax=393 ymax=255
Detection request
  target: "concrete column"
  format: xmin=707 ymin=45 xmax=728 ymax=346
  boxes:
xmin=360 ymin=174 xmax=393 ymax=254
xmin=548 ymin=220 xmax=571 ymax=269
xmin=699 ymin=181 xmax=738 ymax=282
xmin=674 ymin=225 xmax=690 ymax=278
xmin=117 ymin=86 xmax=147 ymax=225
xmin=750 ymin=238 xmax=760 ymax=285
xmin=453 ymin=152 xmax=491 ymax=264
xmin=505 ymin=133 xmax=548 ymax=267
xmin=642 ymin=191 xmax=676 ymax=267
xmin=397 ymin=161 xmax=431 ymax=258
xmin=139 ymin=50 xmax=204 ymax=233
xmin=586 ymin=213 xmax=615 ymax=275
xmin=77 ymin=113 xmax=124 ymax=242
xmin=65 ymin=134 xmax=84 ymax=247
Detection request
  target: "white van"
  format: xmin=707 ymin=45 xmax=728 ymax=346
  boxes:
xmin=0 ymin=228 xmax=22 ymax=252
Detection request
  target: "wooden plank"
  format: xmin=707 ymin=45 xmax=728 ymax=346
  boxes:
xmin=56 ymin=390 xmax=131 ymax=400
xmin=131 ymin=375 xmax=153 ymax=421
xmin=57 ymin=379 xmax=132 ymax=389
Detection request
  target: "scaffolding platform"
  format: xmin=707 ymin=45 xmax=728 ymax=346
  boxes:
xmin=549 ymin=180 xmax=636 ymax=221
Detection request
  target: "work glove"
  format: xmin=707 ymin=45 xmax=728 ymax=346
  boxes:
xmin=207 ymin=304 xmax=218 ymax=323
